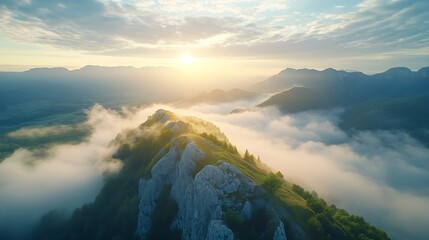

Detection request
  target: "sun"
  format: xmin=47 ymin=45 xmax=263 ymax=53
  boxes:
xmin=180 ymin=53 xmax=195 ymax=65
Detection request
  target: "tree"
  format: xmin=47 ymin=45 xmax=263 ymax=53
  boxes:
xmin=262 ymin=173 xmax=283 ymax=194
xmin=243 ymin=149 xmax=250 ymax=161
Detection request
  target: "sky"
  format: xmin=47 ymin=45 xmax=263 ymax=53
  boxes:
xmin=0 ymin=0 xmax=428 ymax=76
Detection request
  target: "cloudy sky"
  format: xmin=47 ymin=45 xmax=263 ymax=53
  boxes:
xmin=0 ymin=0 xmax=428 ymax=76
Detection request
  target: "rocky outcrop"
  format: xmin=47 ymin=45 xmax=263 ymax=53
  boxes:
xmin=206 ymin=220 xmax=233 ymax=240
xmin=136 ymin=147 xmax=179 ymax=236
xmin=241 ymin=201 xmax=253 ymax=221
xmin=137 ymin=138 xmax=257 ymax=240
xmin=273 ymin=222 xmax=287 ymax=240
xmin=136 ymin=111 xmax=289 ymax=240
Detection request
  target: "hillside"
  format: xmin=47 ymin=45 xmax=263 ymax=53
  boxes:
xmin=340 ymin=93 xmax=429 ymax=144
xmin=32 ymin=110 xmax=390 ymax=240
xmin=257 ymin=87 xmax=333 ymax=113
xmin=250 ymin=67 xmax=429 ymax=107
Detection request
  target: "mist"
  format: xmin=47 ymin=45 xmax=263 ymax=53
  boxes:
xmin=0 ymin=104 xmax=156 ymax=239
xmin=1 ymin=101 xmax=428 ymax=240
xmin=174 ymin=103 xmax=429 ymax=240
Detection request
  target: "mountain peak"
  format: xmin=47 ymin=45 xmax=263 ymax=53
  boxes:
xmin=383 ymin=67 xmax=412 ymax=75
xmin=24 ymin=67 xmax=70 ymax=74
xmin=417 ymin=67 xmax=429 ymax=77
xmin=279 ymin=67 xmax=297 ymax=73
xmin=322 ymin=67 xmax=338 ymax=73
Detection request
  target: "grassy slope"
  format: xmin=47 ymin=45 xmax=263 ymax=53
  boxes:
xmin=257 ymin=87 xmax=333 ymax=113
xmin=190 ymin=134 xmax=312 ymax=225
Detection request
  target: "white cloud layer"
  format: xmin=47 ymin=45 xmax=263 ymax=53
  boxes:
xmin=170 ymin=102 xmax=429 ymax=240
xmin=0 ymin=104 xmax=155 ymax=239
xmin=1 ymin=102 xmax=428 ymax=240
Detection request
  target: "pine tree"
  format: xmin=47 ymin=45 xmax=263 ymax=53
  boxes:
xmin=243 ymin=149 xmax=250 ymax=162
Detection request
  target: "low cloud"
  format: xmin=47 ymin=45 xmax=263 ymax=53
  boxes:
xmin=7 ymin=125 xmax=76 ymax=139
xmin=1 ymin=102 xmax=428 ymax=240
xmin=0 ymin=104 xmax=157 ymax=239
xmin=170 ymin=103 xmax=429 ymax=240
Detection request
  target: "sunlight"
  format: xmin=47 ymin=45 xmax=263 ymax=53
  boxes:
xmin=180 ymin=53 xmax=195 ymax=65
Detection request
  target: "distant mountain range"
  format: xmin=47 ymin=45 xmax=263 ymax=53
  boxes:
xmin=0 ymin=66 xmax=196 ymax=159
xmin=250 ymin=67 xmax=429 ymax=103
xmin=0 ymin=66 xmax=192 ymax=131
xmin=251 ymin=66 xmax=429 ymax=145
xmin=0 ymin=65 xmax=195 ymax=104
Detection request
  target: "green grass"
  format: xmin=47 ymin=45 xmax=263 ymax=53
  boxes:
xmin=190 ymin=133 xmax=312 ymax=227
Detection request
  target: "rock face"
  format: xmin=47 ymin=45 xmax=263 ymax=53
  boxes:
xmin=137 ymin=138 xmax=261 ymax=240
xmin=206 ymin=220 xmax=234 ymax=240
xmin=240 ymin=201 xmax=253 ymax=221
xmin=273 ymin=222 xmax=287 ymax=240
xmin=136 ymin=110 xmax=288 ymax=239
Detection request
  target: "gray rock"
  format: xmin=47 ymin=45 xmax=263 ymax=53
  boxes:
xmin=137 ymin=138 xmax=256 ymax=240
xmin=241 ymin=201 xmax=253 ymax=221
xmin=273 ymin=222 xmax=287 ymax=240
xmin=154 ymin=109 xmax=169 ymax=123
xmin=206 ymin=220 xmax=233 ymax=240
xmin=137 ymin=147 xmax=178 ymax=236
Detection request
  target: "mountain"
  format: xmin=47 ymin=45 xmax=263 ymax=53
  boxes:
xmin=32 ymin=109 xmax=389 ymax=240
xmin=0 ymin=66 xmax=194 ymax=105
xmin=257 ymin=87 xmax=333 ymax=113
xmin=340 ymin=93 xmax=429 ymax=144
xmin=250 ymin=67 xmax=429 ymax=106
xmin=177 ymin=89 xmax=258 ymax=106
xmin=252 ymin=67 xmax=429 ymax=145
xmin=0 ymin=66 xmax=196 ymax=159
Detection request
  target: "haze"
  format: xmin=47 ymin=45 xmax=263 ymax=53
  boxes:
xmin=1 ymin=0 xmax=428 ymax=78
xmin=1 ymin=1 xmax=428 ymax=240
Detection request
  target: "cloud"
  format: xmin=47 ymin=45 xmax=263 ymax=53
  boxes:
xmin=168 ymin=103 xmax=429 ymax=240
xmin=1 ymin=101 xmax=428 ymax=240
xmin=0 ymin=0 xmax=244 ymax=51
xmin=0 ymin=0 xmax=427 ymax=64
xmin=0 ymin=104 xmax=156 ymax=239
xmin=7 ymin=125 xmax=76 ymax=138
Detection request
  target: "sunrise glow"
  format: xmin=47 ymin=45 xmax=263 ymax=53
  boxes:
xmin=180 ymin=54 xmax=195 ymax=65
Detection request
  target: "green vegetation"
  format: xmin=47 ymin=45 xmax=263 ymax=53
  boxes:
xmin=292 ymin=184 xmax=390 ymax=240
xmin=243 ymin=149 xmax=256 ymax=164
xmin=146 ymin=185 xmax=181 ymax=240
xmin=223 ymin=208 xmax=272 ymax=240
xmin=262 ymin=172 xmax=284 ymax=194
xmin=199 ymin=132 xmax=238 ymax=154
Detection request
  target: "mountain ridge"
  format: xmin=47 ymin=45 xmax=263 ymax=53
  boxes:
xmin=32 ymin=109 xmax=390 ymax=240
xmin=250 ymin=67 xmax=429 ymax=99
